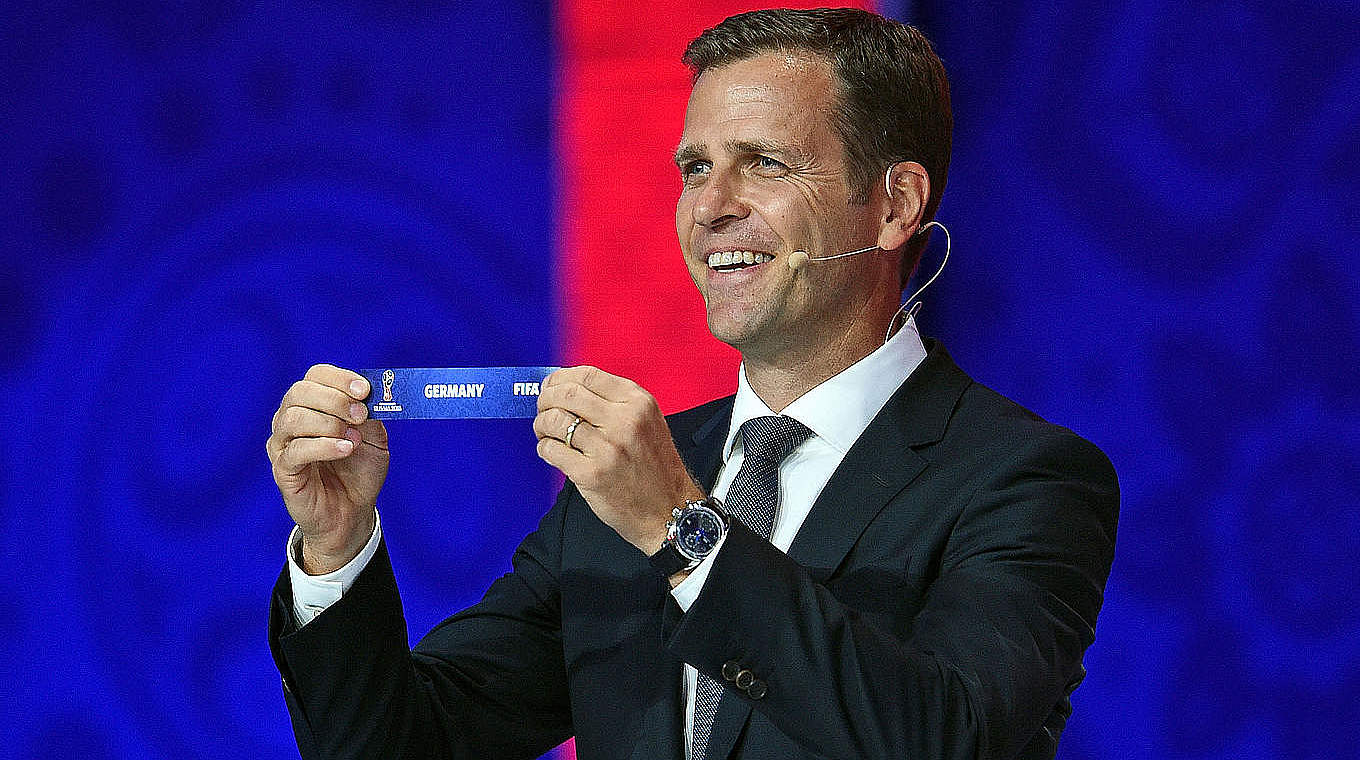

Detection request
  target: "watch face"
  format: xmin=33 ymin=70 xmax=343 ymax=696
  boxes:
xmin=676 ymin=508 xmax=722 ymax=558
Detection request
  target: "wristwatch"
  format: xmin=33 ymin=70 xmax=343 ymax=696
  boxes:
xmin=649 ymin=496 xmax=730 ymax=578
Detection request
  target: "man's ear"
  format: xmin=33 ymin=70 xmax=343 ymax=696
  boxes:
xmin=877 ymin=161 xmax=929 ymax=252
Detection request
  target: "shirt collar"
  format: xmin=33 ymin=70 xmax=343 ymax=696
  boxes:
xmin=722 ymin=316 xmax=929 ymax=461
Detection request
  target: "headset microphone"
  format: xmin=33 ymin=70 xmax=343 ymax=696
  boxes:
xmin=780 ymin=164 xmax=953 ymax=344
xmin=782 ymin=219 xmax=953 ymax=344
xmin=788 ymin=162 xmax=928 ymax=272
xmin=786 ymin=220 xmax=948 ymax=274
xmin=786 ymin=244 xmax=877 ymax=271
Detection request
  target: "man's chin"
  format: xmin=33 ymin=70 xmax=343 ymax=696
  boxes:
xmin=705 ymin=315 xmax=756 ymax=351
xmin=706 ymin=312 xmax=784 ymax=356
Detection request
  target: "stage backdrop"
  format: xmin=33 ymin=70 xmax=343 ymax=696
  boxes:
xmin=3 ymin=1 xmax=1356 ymax=759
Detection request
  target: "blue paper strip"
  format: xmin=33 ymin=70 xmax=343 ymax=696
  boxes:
xmin=357 ymin=367 xmax=562 ymax=419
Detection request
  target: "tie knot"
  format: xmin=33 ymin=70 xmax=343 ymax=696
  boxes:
xmin=738 ymin=415 xmax=812 ymax=466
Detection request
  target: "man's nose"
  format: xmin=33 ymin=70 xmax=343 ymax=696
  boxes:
xmin=691 ymin=170 xmax=749 ymax=228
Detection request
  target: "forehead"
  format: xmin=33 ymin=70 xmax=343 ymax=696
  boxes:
xmin=680 ymin=52 xmax=840 ymax=153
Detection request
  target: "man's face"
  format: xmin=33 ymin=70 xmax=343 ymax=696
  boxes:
xmin=675 ymin=52 xmax=885 ymax=358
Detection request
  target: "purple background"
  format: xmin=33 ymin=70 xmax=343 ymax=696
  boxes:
xmin=2 ymin=1 xmax=1357 ymax=758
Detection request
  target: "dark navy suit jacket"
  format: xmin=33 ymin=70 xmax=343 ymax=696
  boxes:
xmin=269 ymin=341 xmax=1119 ymax=759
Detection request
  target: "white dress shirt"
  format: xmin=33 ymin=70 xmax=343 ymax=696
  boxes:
xmin=670 ymin=317 xmax=926 ymax=758
xmin=286 ymin=318 xmax=928 ymax=755
xmin=287 ymin=511 xmax=384 ymax=625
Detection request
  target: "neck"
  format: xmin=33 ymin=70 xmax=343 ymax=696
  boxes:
xmin=740 ymin=298 xmax=898 ymax=412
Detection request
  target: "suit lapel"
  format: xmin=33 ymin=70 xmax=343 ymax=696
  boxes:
xmin=666 ymin=343 xmax=969 ymax=760
xmin=680 ymin=397 xmax=733 ymax=491
xmin=788 ymin=340 xmax=969 ymax=581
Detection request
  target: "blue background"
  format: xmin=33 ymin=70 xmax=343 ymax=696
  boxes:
xmin=3 ymin=1 xmax=1357 ymax=758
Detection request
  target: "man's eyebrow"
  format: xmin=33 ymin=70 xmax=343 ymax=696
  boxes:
xmin=724 ymin=138 xmax=801 ymax=160
xmin=674 ymin=144 xmax=705 ymax=168
xmin=674 ymin=139 xmax=807 ymax=168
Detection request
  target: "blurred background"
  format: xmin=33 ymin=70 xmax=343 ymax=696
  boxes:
xmin=2 ymin=1 xmax=1356 ymax=758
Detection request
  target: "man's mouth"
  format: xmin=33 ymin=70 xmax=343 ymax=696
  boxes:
xmin=706 ymin=250 xmax=775 ymax=272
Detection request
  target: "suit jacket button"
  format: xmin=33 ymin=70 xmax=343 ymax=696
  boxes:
xmin=722 ymin=661 xmax=741 ymax=681
xmin=735 ymin=669 xmax=755 ymax=690
xmin=747 ymin=679 xmax=767 ymax=700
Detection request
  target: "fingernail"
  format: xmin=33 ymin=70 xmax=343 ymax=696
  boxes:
xmin=349 ymin=379 xmax=367 ymax=397
xmin=349 ymin=403 xmax=367 ymax=422
xmin=337 ymin=438 xmax=355 ymax=453
xmin=345 ymin=427 xmax=362 ymax=443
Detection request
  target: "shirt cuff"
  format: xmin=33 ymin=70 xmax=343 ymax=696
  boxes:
xmin=287 ymin=511 xmax=383 ymax=627
xmin=668 ymin=532 xmax=727 ymax=612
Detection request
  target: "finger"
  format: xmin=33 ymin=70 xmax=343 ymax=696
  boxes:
xmin=356 ymin=419 xmax=389 ymax=451
xmin=275 ymin=433 xmax=361 ymax=475
xmin=536 ymin=435 xmax=588 ymax=478
xmin=536 ymin=381 xmax=615 ymax=423
xmin=545 ymin=365 xmax=639 ymax=403
xmin=270 ymin=408 xmax=355 ymax=460
xmin=532 ymin=408 xmax=596 ymax=451
xmin=277 ymin=379 xmax=369 ymax=429
xmin=304 ymin=363 xmax=371 ymax=401
xmin=531 ymin=407 xmax=574 ymax=440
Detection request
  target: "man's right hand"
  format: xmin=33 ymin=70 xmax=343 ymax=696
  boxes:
xmin=267 ymin=363 xmax=390 ymax=574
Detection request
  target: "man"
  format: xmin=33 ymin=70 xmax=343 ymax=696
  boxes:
xmin=266 ymin=8 xmax=1117 ymax=760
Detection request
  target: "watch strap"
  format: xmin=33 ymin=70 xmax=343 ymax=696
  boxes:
xmin=649 ymin=542 xmax=696 ymax=578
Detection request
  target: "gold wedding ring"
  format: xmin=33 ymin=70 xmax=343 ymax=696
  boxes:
xmin=564 ymin=415 xmax=583 ymax=451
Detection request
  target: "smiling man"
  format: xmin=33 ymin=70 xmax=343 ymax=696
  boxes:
xmin=675 ymin=50 xmax=924 ymax=407
xmin=267 ymin=9 xmax=1118 ymax=760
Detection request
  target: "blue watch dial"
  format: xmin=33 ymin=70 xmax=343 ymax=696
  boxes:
xmin=677 ymin=509 xmax=722 ymax=556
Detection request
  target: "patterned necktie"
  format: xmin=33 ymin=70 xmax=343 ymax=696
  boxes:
xmin=691 ymin=415 xmax=813 ymax=760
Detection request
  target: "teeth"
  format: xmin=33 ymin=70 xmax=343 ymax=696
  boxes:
xmin=706 ymin=251 xmax=775 ymax=268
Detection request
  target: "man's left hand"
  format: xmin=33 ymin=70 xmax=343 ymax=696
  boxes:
xmin=533 ymin=366 xmax=704 ymax=554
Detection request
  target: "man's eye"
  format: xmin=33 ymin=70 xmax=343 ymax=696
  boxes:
xmin=681 ymin=162 xmax=711 ymax=182
xmin=754 ymin=155 xmax=787 ymax=173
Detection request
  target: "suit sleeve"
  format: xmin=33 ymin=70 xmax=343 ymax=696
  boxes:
xmin=267 ymin=486 xmax=576 ymax=760
xmin=665 ymin=429 xmax=1119 ymax=760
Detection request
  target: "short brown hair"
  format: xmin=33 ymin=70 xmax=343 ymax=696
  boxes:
xmin=683 ymin=8 xmax=952 ymax=283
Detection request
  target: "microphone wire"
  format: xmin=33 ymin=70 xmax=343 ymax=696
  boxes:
xmin=884 ymin=220 xmax=950 ymax=344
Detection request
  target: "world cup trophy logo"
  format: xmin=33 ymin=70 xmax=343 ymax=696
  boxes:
xmin=372 ymin=369 xmax=403 ymax=414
